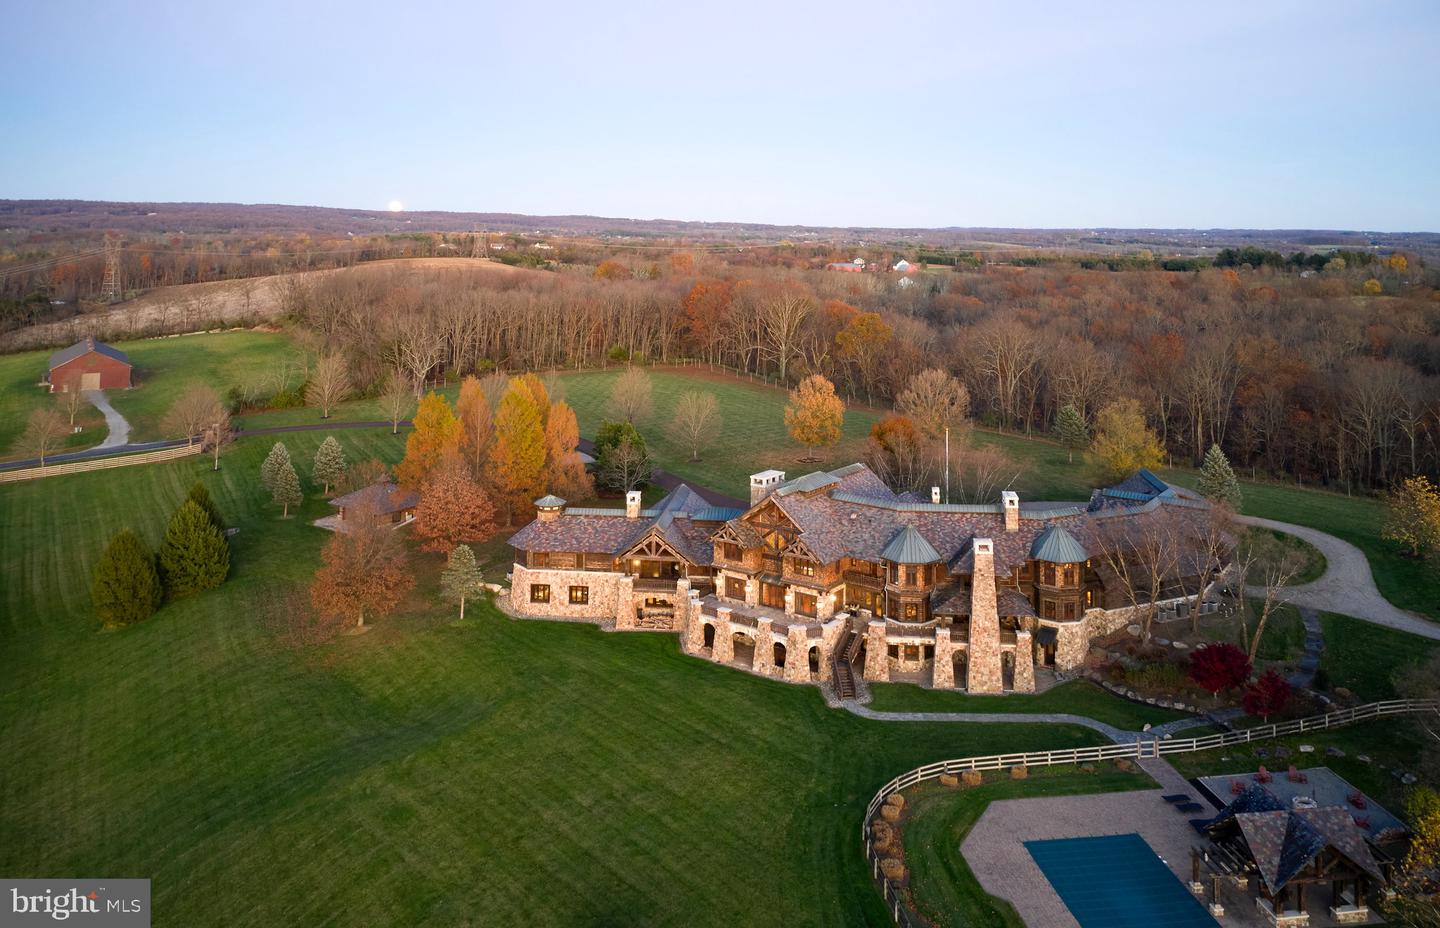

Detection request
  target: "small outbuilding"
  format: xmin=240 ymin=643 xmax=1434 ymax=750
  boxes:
xmin=329 ymin=481 xmax=420 ymax=526
xmin=47 ymin=337 xmax=132 ymax=392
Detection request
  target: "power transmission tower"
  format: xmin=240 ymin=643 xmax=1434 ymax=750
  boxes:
xmin=471 ymin=231 xmax=487 ymax=258
xmin=100 ymin=234 xmax=122 ymax=302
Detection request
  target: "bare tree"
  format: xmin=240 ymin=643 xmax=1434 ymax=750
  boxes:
xmin=608 ymin=366 xmax=653 ymax=425
xmin=1176 ymin=506 xmax=1235 ymax=633
xmin=945 ymin=442 xmax=1021 ymax=504
xmin=202 ymin=406 xmax=234 ymax=471
xmin=56 ymin=373 xmax=86 ymax=426
xmin=379 ymin=372 xmax=413 ymax=435
xmin=163 ymin=383 xmax=225 ymax=446
xmin=897 ymin=368 xmax=972 ymax=441
xmin=1092 ymin=508 xmax=1183 ymax=641
xmin=756 ymin=291 xmax=812 ymax=383
xmin=668 ymin=390 xmax=721 ymax=461
xmin=19 ymin=408 xmax=68 ymax=465
xmin=599 ymin=435 xmax=653 ymax=492
xmin=304 ymin=353 xmax=352 ymax=419
xmin=1233 ymin=531 xmax=1302 ymax=661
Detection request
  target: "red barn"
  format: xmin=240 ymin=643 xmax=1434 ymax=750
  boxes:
xmin=47 ymin=337 xmax=132 ymax=392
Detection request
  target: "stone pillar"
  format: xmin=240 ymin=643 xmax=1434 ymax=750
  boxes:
xmin=932 ymin=626 xmax=956 ymax=689
xmin=614 ymin=575 xmax=636 ymax=630
xmin=1013 ymin=629 xmax=1035 ymax=693
xmin=967 ymin=539 xmax=1003 ymax=694
xmin=863 ymin=619 xmax=890 ymax=682
xmin=713 ymin=609 xmax=734 ymax=664
xmin=745 ymin=577 xmax=759 ymax=607
xmin=754 ymin=619 xmax=775 ymax=675
xmin=785 ymin=625 xmax=811 ymax=684
xmin=683 ymin=600 xmax=705 ymax=653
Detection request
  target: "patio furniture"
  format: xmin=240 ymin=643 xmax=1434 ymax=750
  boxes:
xmin=1176 ymin=802 xmax=1204 ymax=814
xmin=1287 ymin=765 xmax=1308 ymax=784
xmin=1162 ymin=793 xmax=1192 ymax=804
xmin=1353 ymin=816 xmax=1370 ymax=830
xmin=1231 ymin=779 xmax=1246 ymax=795
xmin=1254 ymin=766 xmax=1273 ymax=784
xmin=1347 ymin=790 xmax=1367 ymax=810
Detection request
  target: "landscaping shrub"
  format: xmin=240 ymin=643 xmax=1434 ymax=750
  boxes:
xmin=1189 ymin=642 xmax=1253 ymax=695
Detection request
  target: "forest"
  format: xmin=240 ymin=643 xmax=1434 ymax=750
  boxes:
xmin=4 ymin=225 xmax=1439 ymax=494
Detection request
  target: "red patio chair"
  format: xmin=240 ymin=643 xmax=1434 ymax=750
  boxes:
xmin=1347 ymin=790 xmax=1367 ymax=810
xmin=1231 ymin=779 xmax=1245 ymax=795
xmin=1287 ymin=765 xmax=1307 ymax=784
xmin=1353 ymin=816 xmax=1370 ymax=830
xmin=1254 ymin=766 xmax=1272 ymax=784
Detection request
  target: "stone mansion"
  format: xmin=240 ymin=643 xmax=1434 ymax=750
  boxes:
xmin=506 ymin=464 xmax=1226 ymax=694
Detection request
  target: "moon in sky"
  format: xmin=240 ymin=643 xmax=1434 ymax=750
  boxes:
xmin=387 ymin=199 xmax=404 ymax=212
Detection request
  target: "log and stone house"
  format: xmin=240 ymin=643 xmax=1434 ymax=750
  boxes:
xmin=46 ymin=337 xmax=132 ymax=391
xmin=507 ymin=464 xmax=1228 ymax=693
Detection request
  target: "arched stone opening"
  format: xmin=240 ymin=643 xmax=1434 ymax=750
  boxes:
xmin=773 ymin=642 xmax=787 ymax=668
xmin=1001 ymin=651 xmax=1015 ymax=691
xmin=953 ymin=653 xmax=968 ymax=690
xmin=807 ymin=645 xmax=821 ymax=675
xmin=702 ymin=623 xmax=716 ymax=649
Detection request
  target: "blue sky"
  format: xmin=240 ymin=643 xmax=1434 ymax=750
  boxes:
xmin=3 ymin=0 xmax=1437 ymax=230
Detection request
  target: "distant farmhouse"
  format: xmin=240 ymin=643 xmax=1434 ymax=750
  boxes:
xmin=46 ymin=337 xmax=131 ymax=392
xmin=507 ymin=465 xmax=1225 ymax=695
xmin=825 ymin=257 xmax=866 ymax=272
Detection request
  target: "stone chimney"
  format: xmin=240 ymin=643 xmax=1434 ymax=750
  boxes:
xmin=966 ymin=538 xmax=1002 ymax=693
xmin=931 ymin=486 xmax=941 ymax=504
xmin=625 ymin=490 xmax=642 ymax=519
xmin=1002 ymin=490 xmax=1020 ymax=533
xmin=749 ymin=469 xmax=785 ymax=506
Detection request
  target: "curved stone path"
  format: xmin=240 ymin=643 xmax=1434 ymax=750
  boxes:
xmin=1234 ymin=514 xmax=1440 ymax=641
xmin=839 ymin=700 xmax=1225 ymax=745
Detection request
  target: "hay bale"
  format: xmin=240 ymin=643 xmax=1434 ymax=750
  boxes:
xmin=1010 ymin=764 xmax=1028 ymax=780
xmin=885 ymin=793 xmax=906 ymax=811
xmin=940 ymin=773 xmax=959 ymax=788
xmin=1116 ymin=758 xmax=1135 ymax=772
xmin=880 ymin=804 xmax=902 ymax=823
xmin=880 ymin=858 xmax=906 ymax=882
xmin=961 ymin=770 xmax=983 ymax=787
xmin=870 ymin=820 xmax=894 ymax=851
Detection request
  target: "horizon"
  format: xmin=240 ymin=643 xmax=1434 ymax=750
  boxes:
xmin=3 ymin=0 xmax=1438 ymax=231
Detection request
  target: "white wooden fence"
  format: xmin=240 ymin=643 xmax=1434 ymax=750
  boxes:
xmin=0 ymin=444 xmax=201 ymax=484
xmin=862 ymin=697 xmax=1440 ymax=925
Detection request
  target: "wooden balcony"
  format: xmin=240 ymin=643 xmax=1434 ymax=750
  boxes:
xmin=631 ymin=578 xmax=679 ymax=592
xmin=843 ymin=569 xmax=884 ymax=587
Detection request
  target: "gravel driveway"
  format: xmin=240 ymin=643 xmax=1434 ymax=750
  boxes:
xmin=1235 ymin=514 xmax=1440 ymax=641
xmin=84 ymin=390 xmax=132 ymax=450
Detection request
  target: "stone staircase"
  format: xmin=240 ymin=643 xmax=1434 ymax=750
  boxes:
xmin=832 ymin=630 xmax=862 ymax=700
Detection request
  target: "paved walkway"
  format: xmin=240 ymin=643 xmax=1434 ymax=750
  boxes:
xmin=1234 ymin=514 xmax=1440 ymax=641
xmin=840 ymin=701 xmax=1214 ymax=744
xmin=84 ymin=390 xmax=131 ymax=449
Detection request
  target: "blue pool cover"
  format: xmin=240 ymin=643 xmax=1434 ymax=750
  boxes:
xmin=1024 ymin=834 xmax=1218 ymax=928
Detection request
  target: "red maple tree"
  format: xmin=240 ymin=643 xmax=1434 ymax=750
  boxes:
xmin=1188 ymin=642 xmax=1252 ymax=696
xmin=412 ymin=458 xmax=498 ymax=553
xmin=310 ymin=501 xmax=414 ymax=628
xmin=1242 ymin=670 xmax=1293 ymax=722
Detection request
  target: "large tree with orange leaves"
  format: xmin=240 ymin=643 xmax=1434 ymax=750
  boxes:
xmin=310 ymin=501 xmax=414 ymax=629
xmin=395 ymin=392 xmax=460 ymax=488
xmin=784 ymin=374 xmax=845 ymax=462
xmin=454 ymin=375 xmax=494 ymax=481
xmin=545 ymin=400 xmax=593 ymax=500
xmin=412 ymin=459 xmax=498 ymax=553
xmin=489 ymin=377 xmax=548 ymax=523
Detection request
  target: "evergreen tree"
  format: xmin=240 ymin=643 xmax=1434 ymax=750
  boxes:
xmin=312 ymin=436 xmax=348 ymax=496
xmin=440 ymin=544 xmax=486 ymax=620
xmin=272 ymin=458 xmax=303 ymax=517
xmin=1053 ymin=405 xmax=1089 ymax=464
xmin=186 ymin=481 xmax=225 ymax=531
xmin=260 ymin=442 xmax=291 ymax=494
xmin=1197 ymin=444 xmax=1243 ymax=510
xmin=159 ymin=499 xmax=230 ymax=598
xmin=92 ymin=529 xmax=163 ymax=628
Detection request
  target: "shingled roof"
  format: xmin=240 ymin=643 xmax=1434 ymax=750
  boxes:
xmin=48 ymin=336 xmax=130 ymax=371
xmin=1235 ymin=807 xmax=1384 ymax=894
xmin=329 ymin=481 xmax=419 ymax=515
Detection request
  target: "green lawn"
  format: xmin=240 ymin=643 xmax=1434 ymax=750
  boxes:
xmin=1238 ymin=526 xmax=1327 ymax=586
xmin=1318 ymin=612 xmax=1440 ymax=700
xmin=900 ymin=767 xmax=1156 ymax=928
xmin=0 ymin=330 xmax=303 ymax=457
xmin=1201 ymin=601 xmax=1306 ymax=664
xmin=0 ymin=431 xmax=1119 ymax=927
xmin=866 ymin=680 xmax=1191 ymax=731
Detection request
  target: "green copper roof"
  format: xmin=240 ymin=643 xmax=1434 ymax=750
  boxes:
xmin=1031 ymin=524 xmax=1087 ymax=563
xmin=880 ymin=525 xmax=941 ymax=564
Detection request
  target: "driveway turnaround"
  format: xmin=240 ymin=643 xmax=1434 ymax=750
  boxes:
xmin=1235 ymin=514 xmax=1440 ymax=641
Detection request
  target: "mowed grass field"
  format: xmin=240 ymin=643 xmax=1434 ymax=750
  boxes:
xmin=0 ymin=430 xmax=1127 ymax=927
xmin=0 ymin=330 xmax=302 ymax=456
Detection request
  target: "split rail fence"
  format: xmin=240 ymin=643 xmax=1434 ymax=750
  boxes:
xmin=862 ymin=697 xmax=1440 ymax=926
xmin=0 ymin=444 xmax=202 ymax=484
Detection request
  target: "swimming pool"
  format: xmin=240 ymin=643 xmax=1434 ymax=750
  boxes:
xmin=1024 ymin=833 xmax=1218 ymax=928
